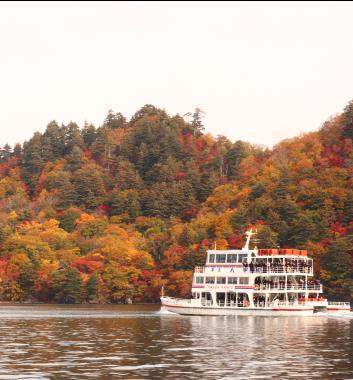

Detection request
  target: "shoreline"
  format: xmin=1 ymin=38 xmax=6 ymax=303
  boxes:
xmin=0 ymin=301 xmax=161 ymax=306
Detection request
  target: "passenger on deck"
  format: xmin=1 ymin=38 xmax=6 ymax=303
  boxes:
xmin=242 ymin=260 xmax=248 ymax=272
xmin=299 ymin=278 xmax=304 ymax=289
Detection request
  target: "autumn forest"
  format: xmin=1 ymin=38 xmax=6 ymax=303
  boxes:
xmin=0 ymin=103 xmax=352 ymax=304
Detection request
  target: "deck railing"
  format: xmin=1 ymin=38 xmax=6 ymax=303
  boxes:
xmin=196 ymin=265 xmax=313 ymax=274
xmin=249 ymin=266 xmax=313 ymax=274
xmin=254 ymin=284 xmax=322 ymax=292
xmin=276 ymin=301 xmax=302 ymax=307
xmin=328 ymin=302 xmax=351 ymax=307
xmin=216 ymin=301 xmax=247 ymax=307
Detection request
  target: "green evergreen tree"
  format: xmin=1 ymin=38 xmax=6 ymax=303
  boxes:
xmin=66 ymin=145 xmax=84 ymax=171
xmin=22 ymin=132 xmax=45 ymax=193
xmin=82 ymin=122 xmax=97 ymax=148
xmin=64 ymin=122 xmax=84 ymax=154
xmin=17 ymin=261 xmax=36 ymax=301
xmin=273 ymin=167 xmax=291 ymax=198
xmin=130 ymin=104 xmax=161 ymax=124
xmin=257 ymin=226 xmax=279 ymax=248
xmin=72 ymin=164 xmax=107 ymax=210
xmin=274 ymin=195 xmax=300 ymax=225
xmin=196 ymin=172 xmax=218 ymax=202
xmin=52 ymin=266 xmax=84 ymax=304
xmin=287 ymin=214 xmax=316 ymax=247
xmin=13 ymin=143 xmax=22 ymax=157
xmin=191 ymin=108 xmax=205 ymax=136
xmin=41 ymin=121 xmax=65 ymax=161
xmin=86 ymin=272 xmax=100 ymax=302
xmin=226 ymin=140 xmax=252 ymax=179
xmin=343 ymin=190 xmax=353 ymax=224
xmin=0 ymin=144 xmax=12 ymax=163
xmin=250 ymin=182 xmax=266 ymax=200
xmin=59 ymin=208 xmax=81 ymax=232
xmin=267 ymin=210 xmax=289 ymax=247
xmin=321 ymin=236 xmax=353 ymax=300
xmin=178 ymin=225 xmax=194 ymax=246
xmin=110 ymin=189 xmax=141 ymax=221
xmin=114 ymin=160 xmax=143 ymax=190
xmin=104 ymin=110 xmax=127 ymax=129
xmin=230 ymin=205 xmax=249 ymax=230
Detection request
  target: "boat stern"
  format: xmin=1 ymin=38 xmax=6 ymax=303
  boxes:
xmin=327 ymin=302 xmax=351 ymax=314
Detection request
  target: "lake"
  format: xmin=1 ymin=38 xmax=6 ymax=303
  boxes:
xmin=0 ymin=304 xmax=351 ymax=379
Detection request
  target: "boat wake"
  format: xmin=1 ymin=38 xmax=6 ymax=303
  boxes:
xmin=326 ymin=312 xmax=353 ymax=319
xmin=309 ymin=311 xmax=353 ymax=319
xmin=156 ymin=307 xmax=177 ymax=315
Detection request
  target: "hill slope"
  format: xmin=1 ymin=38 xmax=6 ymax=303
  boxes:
xmin=0 ymin=103 xmax=352 ymax=303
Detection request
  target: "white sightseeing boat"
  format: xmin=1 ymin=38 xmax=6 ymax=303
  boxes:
xmin=161 ymin=229 xmax=351 ymax=316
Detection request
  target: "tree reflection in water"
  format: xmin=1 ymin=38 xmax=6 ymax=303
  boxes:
xmin=0 ymin=304 xmax=351 ymax=379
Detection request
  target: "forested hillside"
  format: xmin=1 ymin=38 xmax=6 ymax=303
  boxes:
xmin=0 ymin=103 xmax=352 ymax=303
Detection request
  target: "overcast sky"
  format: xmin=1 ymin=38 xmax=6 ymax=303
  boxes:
xmin=1 ymin=2 xmax=353 ymax=148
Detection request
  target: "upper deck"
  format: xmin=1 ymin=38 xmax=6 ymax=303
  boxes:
xmin=191 ymin=229 xmax=317 ymax=292
xmin=204 ymin=249 xmax=312 ymax=273
xmin=192 ymin=246 xmax=315 ymax=291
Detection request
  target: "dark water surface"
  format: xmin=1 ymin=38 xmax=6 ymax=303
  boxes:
xmin=0 ymin=304 xmax=351 ymax=379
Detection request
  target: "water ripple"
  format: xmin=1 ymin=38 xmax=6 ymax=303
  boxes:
xmin=0 ymin=305 xmax=350 ymax=379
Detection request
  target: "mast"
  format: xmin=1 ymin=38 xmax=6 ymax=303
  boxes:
xmin=242 ymin=228 xmax=256 ymax=250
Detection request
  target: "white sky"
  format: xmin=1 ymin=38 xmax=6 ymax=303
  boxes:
xmin=1 ymin=2 xmax=353 ymax=148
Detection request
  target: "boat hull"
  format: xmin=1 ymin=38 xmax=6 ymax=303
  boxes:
xmin=326 ymin=307 xmax=351 ymax=314
xmin=161 ymin=304 xmax=314 ymax=316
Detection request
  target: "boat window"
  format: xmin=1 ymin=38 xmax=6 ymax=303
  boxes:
xmin=195 ymin=276 xmax=204 ymax=284
xmin=237 ymin=293 xmax=250 ymax=307
xmin=208 ymin=254 xmax=215 ymax=263
xmin=216 ymin=254 xmax=226 ymax=263
xmin=201 ymin=292 xmax=213 ymax=305
xmin=237 ymin=254 xmax=247 ymax=263
xmin=202 ymin=292 xmax=212 ymax=299
xmin=227 ymin=254 xmax=237 ymax=263
xmin=228 ymin=277 xmax=238 ymax=284
xmin=217 ymin=277 xmax=226 ymax=284
xmin=239 ymin=277 xmax=249 ymax=285
xmin=205 ymin=277 xmax=215 ymax=284
xmin=216 ymin=292 xmax=226 ymax=306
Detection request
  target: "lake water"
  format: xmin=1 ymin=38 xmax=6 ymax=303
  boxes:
xmin=0 ymin=304 xmax=351 ymax=379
